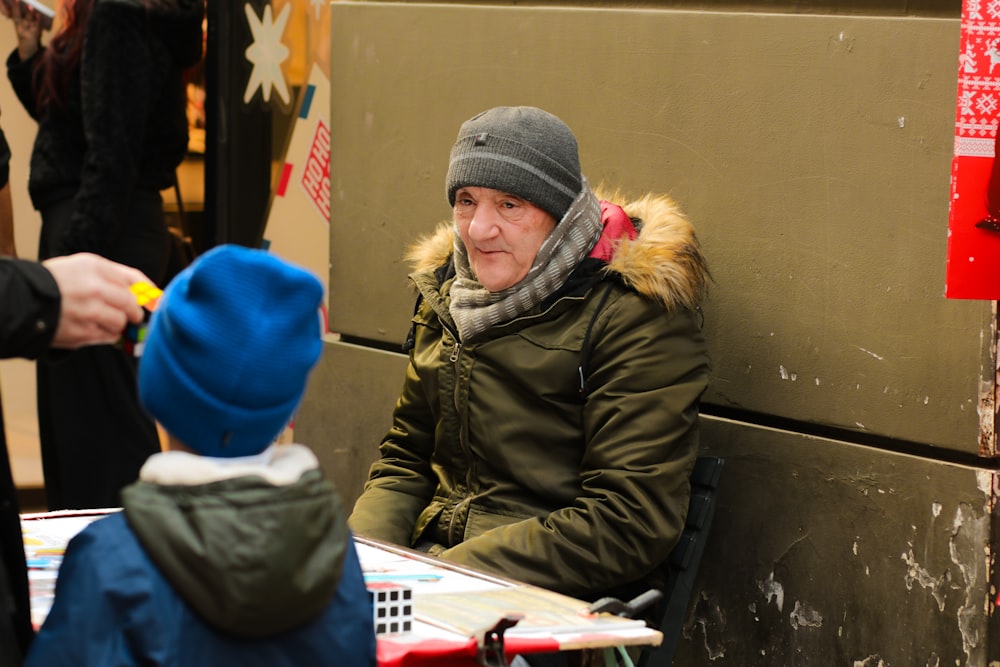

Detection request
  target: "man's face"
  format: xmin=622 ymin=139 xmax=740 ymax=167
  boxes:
xmin=453 ymin=186 xmax=558 ymax=292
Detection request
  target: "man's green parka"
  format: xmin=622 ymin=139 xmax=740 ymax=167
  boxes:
xmin=349 ymin=192 xmax=710 ymax=601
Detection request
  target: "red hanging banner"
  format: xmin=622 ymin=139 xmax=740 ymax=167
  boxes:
xmin=946 ymin=3 xmax=1000 ymax=299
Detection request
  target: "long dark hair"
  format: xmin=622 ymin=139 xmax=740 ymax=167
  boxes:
xmin=34 ymin=0 xmax=185 ymax=111
xmin=34 ymin=0 xmax=95 ymax=111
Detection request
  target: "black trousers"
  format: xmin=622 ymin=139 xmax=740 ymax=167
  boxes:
xmin=35 ymin=191 xmax=169 ymax=510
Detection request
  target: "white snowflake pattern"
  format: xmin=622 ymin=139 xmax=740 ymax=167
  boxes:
xmin=988 ymin=0 xmax=1000 ymax=19
xmin=969 ymin=0 xmax=984 ymax=21
xmin=976 ymin=92 xmax=998 ymax=116
xmin=243 ymin=2 xmax=291 ymax=105
xmin=961 ymin=90 xmax=977 ymax=116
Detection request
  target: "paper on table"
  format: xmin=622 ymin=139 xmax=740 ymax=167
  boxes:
xmin=21 ymin=510 xmax=117 ymax=627
xmin=355 ymin=541 xmax=502 ymax=595
xmin=415 ymin=586 xmax=648 ymax=638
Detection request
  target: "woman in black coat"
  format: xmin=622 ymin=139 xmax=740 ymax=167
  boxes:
xmin=3 ymin=0 xmax=204 ymax=509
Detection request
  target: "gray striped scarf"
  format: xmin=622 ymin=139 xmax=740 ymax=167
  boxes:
xmin=449 ymin=181 xmax=603 ymax=341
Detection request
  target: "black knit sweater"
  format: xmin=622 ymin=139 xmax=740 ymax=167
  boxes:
xmin=6 ymin=0 xmax=204 ymax=255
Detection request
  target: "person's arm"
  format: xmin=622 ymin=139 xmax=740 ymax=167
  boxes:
xmin=0 ymin=0 xmax=42 ymax=61
xmin=0 ymin=253 xmax=147 ymax=359
xmin=42 ymin=253 xmax=146 ymax=348
xmin=0 ymin=257 xmax=60 ymax=358
xmin=2 ymin=0 xmax=42 ymax=118
xmin=440 ymin=295 xmax=709 ymax=598
xmin=5 ymin=45 xmax=41 ymax=119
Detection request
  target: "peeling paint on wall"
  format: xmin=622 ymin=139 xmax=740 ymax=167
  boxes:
xmin=758 ymin=571 xmax=784 ymax=612
xmin=899 ymin=497 xmax=991 ymax=665
xmin=850 ymin=538 xmax=872 ymax=576
xmin=900 ymin=548 xmax=950 ymax=612
xmin=948 ymin=503 xmax=987 ymax=665
xmin=789 ymin=600 xmax=822 ymax=629
xmin=979 ymin=369 xmax=996 ymax=456
xmin=852 ymin=655 xmax=887 ymax=667
xmin=975 ymin=470 xmax=997 ymax=513
xmin=830 ymin=29 xmax=855 ymax=53
xmin=686 ymin=592 xmax=726 ymax=661
xmin=979 ymin=301 xmax=997 ymax=456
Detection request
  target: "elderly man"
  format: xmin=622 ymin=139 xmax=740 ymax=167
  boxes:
xmin=350 ymin=106 xmax=710 ymax=611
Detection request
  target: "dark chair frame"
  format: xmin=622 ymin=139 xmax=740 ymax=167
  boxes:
xmin=637 ymin=456 xmax=725 ymax=667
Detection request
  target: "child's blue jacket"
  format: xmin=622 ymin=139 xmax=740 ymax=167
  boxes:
xmin=24 ymin=447 xmax=376 ymax=666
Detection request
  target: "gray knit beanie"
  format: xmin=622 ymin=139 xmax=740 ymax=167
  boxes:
xmin=446 ymin=106 xmax=583 ymax=221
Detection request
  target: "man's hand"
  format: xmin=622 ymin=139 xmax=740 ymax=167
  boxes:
xmin=42 ymin=253 xmax=151 ymax=349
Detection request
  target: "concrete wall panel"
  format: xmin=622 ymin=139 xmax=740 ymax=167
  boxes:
xmin=678 ymin=416 xmax=1000 ymax=665
xmin=296 ymin=339 xmax=405 ymax=507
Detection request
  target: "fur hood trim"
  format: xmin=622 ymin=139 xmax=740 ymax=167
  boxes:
xmin=406 ymin=190 xmax=708 ymax=311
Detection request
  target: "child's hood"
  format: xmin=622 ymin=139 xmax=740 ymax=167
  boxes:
xmin=121 ymin=445 xmax=349 ymax=637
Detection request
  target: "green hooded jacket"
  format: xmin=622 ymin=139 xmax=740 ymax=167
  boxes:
xmin=349 ymin=192 xmax=710 ymax=601
xmin=123 ymin=445 xmax=348 ymax=637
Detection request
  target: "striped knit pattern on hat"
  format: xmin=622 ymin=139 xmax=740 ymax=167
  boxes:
xmin=446 ymin=106 xmax=583 ymax=222
xmin=449 ymin=182 xmax=603 ymax=341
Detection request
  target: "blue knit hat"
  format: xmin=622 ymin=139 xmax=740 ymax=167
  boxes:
xmin=139 ymin=245 xmax=324 ymax=458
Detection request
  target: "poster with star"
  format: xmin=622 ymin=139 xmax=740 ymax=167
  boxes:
xmin=946 ymin=0 xmax=1000 ymax=299
xmin=243 ymin=2 xmax=291 ymax=106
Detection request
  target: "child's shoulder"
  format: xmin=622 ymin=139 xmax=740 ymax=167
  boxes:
xmin=64 ymin=512 xmax=151 ymax=575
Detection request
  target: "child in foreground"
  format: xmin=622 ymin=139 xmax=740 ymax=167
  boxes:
xmin=25 ymin=244 xmax=376 ymax=666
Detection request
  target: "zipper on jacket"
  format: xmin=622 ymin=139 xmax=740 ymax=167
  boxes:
xmin=449 ymin=390 xmax=474 ymax=545
xmin=447 ymin=332 xmax=474 ymax=545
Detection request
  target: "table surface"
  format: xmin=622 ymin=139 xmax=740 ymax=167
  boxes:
xmin=21 ymin=510 xmax=662 ymax=666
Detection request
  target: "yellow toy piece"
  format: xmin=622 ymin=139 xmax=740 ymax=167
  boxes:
xmin=130 ymin=281 xmax=163 ymax=310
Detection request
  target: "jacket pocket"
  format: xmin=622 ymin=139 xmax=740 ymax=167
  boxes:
xmin=463 ymin=503 xmax=535 ymax=541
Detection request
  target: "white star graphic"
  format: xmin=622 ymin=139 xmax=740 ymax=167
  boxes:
xmin=310 ymin=0 xmax=324 ymax=18
xmin=243 ymin=2 xmax=291 ymax=105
